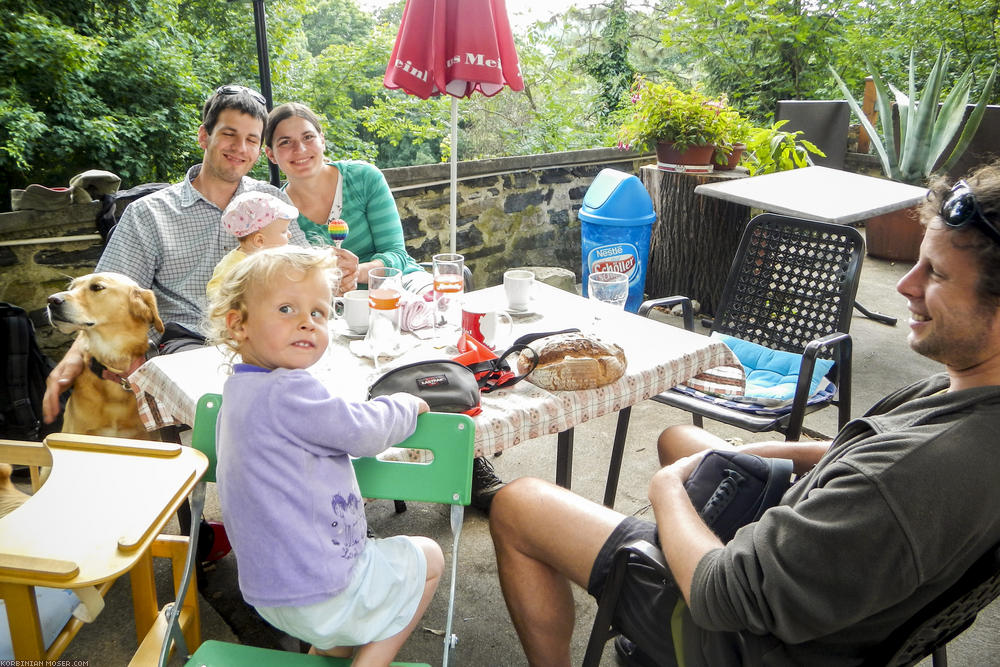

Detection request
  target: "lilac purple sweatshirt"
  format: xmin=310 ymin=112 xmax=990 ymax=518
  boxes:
xmin=216 ymin=364 xmax=422 ymax=608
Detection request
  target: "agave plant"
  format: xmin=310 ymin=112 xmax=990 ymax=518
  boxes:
xmin=831 ymin=48 xmax=997 ymax=185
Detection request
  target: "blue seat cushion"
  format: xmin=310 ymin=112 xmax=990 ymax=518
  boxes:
xmin=715 ymin=333 xmax=834 ymax=404
xmin=0 ymin=587 xmax=80 ymax=659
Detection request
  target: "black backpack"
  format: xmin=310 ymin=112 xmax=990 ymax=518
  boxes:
xmin=0 ymin=303 xmax=60 ymax=440
xmin=95 ymin=182 xmax=170 ymax=245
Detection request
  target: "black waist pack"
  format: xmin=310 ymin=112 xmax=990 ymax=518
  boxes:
xmin=368 ymin=360 xmax=482 ymax=415
xmin=683 ymin=450 xmax=794 ymax=543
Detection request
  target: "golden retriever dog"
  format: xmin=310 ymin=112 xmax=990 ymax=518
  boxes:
xmin=0 ymin=463 xmax=29 ymax=518
xmin=47 ymin=272 xmax=164 ymax=439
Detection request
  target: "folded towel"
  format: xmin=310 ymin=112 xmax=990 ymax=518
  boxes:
xmin=684 ymin=364 xmax=746 ymax=398
xmin=398 ymin=292 xmax=435 ymax=332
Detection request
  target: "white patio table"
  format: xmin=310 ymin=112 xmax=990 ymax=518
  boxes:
xmin=129 ymin=282 xmax=739 ymax=494
xmin=693 ymin=165 xmax=928 ymax=326
xmin=693 ymin=165 xmax=927 ymax=224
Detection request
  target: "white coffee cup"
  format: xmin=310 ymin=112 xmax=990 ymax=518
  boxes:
xmin=503 ymin=269 xmax=535 ymax=311
xmin=333 ymin=289 xmax=369 ymax=333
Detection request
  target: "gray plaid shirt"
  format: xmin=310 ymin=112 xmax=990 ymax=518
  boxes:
xmin=97 ymin=164 xmax=308 ymax=334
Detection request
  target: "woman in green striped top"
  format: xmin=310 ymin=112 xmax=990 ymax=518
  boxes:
xmin=264 ymin=102 xmax=430 ymax=294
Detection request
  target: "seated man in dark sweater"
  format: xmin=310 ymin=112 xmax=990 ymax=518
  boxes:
xmin=489 ymin=162 xmax=1000 ymax=666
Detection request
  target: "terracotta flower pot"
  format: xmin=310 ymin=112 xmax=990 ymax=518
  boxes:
xmin=655 ymin=141 xmax=715 ymax=172
xmin=715 ymin=143 xmax=747 ymax=171
xmin=865 ymin=205 xmax=923 ymax=262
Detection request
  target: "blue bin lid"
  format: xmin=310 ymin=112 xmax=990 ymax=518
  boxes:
xmin=579 ymin=168 xmax=656 ymax=226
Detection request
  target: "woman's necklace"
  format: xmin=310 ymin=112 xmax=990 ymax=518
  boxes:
xmin=289 ymin=165 xmax=339 ymax=225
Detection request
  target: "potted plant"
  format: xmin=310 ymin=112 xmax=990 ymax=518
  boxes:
xmin=616 ymin=77 xmax=731 ymax=170
xmin=741 ymin=120 xmax=826 ymax=175
xmin=714 ymin=111 xmax=753 ymax=170
xmin=831 ymin=48 xmax=997 ymax=260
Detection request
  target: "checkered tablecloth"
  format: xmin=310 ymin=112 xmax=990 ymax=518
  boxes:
xmin=130 ymin=283 xmax=740 ymax=459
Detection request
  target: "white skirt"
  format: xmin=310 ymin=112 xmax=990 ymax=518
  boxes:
xmin=255 ymin=535 xmax=427 ymax=649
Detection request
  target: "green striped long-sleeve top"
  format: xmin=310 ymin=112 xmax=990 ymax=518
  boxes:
xmin=288 ymin=160 xmax=423 ymax=274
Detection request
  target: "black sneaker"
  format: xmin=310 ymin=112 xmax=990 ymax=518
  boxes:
xmin=471 ymin=456 xmax=505 ymax=513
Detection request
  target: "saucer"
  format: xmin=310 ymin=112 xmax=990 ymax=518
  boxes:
xmin=331 ymin=318 xmax=368 ymax=339
xmin=506 ymin=303 xmax=538 ymax=317
xmin=348 ymin=336 xmax=417 ymax=360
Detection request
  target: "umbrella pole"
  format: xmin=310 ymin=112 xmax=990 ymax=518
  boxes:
xmin=250 ymin=0 xmax=281 ymax=187
xmin=450 ymin=96 xmax=458 ymax=254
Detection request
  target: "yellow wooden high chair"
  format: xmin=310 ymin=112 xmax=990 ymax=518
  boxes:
xmin=138 ymin=394 xmax=475 ymax=667
xmin=0 ymin=434 xmax=207 ymax=662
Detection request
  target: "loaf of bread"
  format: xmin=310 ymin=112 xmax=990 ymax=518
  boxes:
xmin=518 ymin=332 xmax=626 ymax=390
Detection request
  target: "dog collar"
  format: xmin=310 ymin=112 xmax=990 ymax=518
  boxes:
xmin=89 ymin=356 xmax=146 ymax=391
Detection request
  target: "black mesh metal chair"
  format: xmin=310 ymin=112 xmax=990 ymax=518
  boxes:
xmin=603 ymin=213 xmax=865 ymax=508
xmin=864 ymin=541 xmax=1000 ymax=667
xmin=583 ymin=539 xmax=1000 ymax=667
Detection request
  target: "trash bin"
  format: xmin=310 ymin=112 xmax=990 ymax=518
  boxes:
xmin=579 ymin=168 xmax=656 ymax=312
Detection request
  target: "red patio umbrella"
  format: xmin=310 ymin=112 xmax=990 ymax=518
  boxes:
xmin=384 ymin=0 xmax=524 ymax=253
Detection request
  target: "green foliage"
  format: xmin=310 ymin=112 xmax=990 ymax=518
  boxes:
xmin=456 ymin=18 xmax=611 ymax=160
xmin=295 ymin=21 xmax=445 ymax=166
xmin=831 ymin=48 xmax=998 ymax=185
xmin=712 ymin=110 xmax=753 ymax=165
xmin=0 ymin=3 xmax=204 ymax=193
xmin=657 ymin=0 xmax=857 ymax=120
xmin=4 ymin=0 xmax=1000 ymax=201
xmin=575 ymin=0 xmax=636 ymax=120
xmin=840 ymin=0 xmax=1000 ymax=104
xmin=302 ymin=0 xmax=374 ymax=56
xmin=615 ymin=77 xmax=732 ymax=152
xmin=742 ymin=120 xmax=826 ymax=175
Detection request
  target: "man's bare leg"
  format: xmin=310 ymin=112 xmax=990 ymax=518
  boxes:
xmin=657 ymin=424 xmax=732 ymax=466
xmin=490 ymin=477 xmax=626 ymax=667
xmin=659 ymin=425 xmax=830 ymax=474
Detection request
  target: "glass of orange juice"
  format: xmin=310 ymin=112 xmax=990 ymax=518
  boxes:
xmin=432 ymin=253 xmax=464 ymax=340
xmin=366 ymin=267 xmax=403 ymax=373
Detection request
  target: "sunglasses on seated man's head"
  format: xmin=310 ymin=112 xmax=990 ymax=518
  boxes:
xmin=941 ymin=179 xmax=1000 ymax=245
xmin=215 ymin=84 xmax=267 ymax=107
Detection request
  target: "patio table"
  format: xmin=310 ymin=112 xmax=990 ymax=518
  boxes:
xmin=129 ymin=282 xmax=739 ymax=492
xmin=694 ymin=165 xmax=928 ymax=325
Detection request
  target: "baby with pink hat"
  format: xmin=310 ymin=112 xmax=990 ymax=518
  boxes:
xmin=207 ymin=192 xmax=298 ymax=299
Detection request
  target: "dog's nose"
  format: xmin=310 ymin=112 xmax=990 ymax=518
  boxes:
xmin=48 ymin=294 xmax=65 ymax=306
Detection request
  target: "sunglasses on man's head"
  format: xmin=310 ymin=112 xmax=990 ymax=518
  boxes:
xmin=215 ymin=84 xmax=267 ymax=107
xmin=940 ymin=180 xmax=1000 ymax=245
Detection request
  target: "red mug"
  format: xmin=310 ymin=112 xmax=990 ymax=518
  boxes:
xmin=461 ymin=305 xmax=513 ymax=350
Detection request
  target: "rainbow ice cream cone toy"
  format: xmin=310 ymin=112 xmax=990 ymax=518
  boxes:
xmin=328 ymin=218 xmax=349 ymax=249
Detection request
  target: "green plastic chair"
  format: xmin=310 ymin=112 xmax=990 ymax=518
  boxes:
xmin=147 ymin=393 xmax=474 ymax=667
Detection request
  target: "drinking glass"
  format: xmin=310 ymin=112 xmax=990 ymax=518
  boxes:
xmin=587 ymin=271 xmax=628 ymax=329
xmin=432 ymin=253 xmax=464 ymax=340
xmin=366 ymin=267 xmax=403 ymax=373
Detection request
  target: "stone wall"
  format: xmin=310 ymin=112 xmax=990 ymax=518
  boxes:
xmin=0 ymin=147 xmax=653 ymax=358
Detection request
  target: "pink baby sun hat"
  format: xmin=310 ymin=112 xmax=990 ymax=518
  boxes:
xmin=221 ymin=191 xmax=299 ymax=238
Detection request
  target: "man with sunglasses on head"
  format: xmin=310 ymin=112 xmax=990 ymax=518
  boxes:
xmin=41 ymin=85 xmax=326 ymax=423
xmin=490 ymin=162 xmax=1000 ymax=666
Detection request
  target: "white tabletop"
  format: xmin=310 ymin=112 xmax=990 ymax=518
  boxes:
xmin=129 ymin=282 xmax=740 ymax=459
xmin=693 ymin=165 xmax=928 ymax=224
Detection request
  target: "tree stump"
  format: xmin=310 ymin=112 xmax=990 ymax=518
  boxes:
xmin=640 ymin=166 xmax=751 ymax=316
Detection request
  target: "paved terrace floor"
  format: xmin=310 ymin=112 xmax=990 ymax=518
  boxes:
xmin=52 ymin=235 xmax=1000 ymax=666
